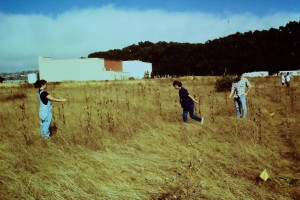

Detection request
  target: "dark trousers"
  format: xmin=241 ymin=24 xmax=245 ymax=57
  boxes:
xmin=183 ymin=104 xmax=202 ymax=123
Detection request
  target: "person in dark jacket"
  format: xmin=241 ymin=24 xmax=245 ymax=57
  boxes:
xmin=173 ymin=80 xmax=204 ymax=124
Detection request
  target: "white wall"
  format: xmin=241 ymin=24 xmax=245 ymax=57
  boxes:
xmin=27 ymin=73 xmax=37 ymax=83
xmin=39 ymin=57 xmax=150 ymax=82
xmin=101 ymin=71 xmax=130 ymax=80
xmin=244 ymin=71 xmax=269 ymax=77
xmin=122 ymin=61 xmax=152 ymax=79
xmin=39 ymin=57 xmax=107 ymax=82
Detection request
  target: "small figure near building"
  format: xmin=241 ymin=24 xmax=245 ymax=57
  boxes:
xmin=285 ymin=72 xmax=293 ymax=87
xmin=280 ymin=72 xmax=285 ymax=86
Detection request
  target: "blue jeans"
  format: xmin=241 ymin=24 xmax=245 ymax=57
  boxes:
xmin=234 ymin=95 xmax=247 ymax=118
xmin=183 ymin=104 xmax=202 ymax=123
xmin=40 ymin=108 xmax=52 ymax=139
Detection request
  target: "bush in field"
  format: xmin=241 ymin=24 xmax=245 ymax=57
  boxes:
xmin=0 ymin=76 xmax=4 ymax=83
xmin=215 ymin=76 xmax=234 ymax=92
xmin=4 ymin=92 xmax=27 ymax=101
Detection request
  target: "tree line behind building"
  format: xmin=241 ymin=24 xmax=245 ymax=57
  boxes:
xmin=89 ymin=21 xmax=300 ymax=76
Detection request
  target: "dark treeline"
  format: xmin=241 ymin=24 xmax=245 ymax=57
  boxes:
xmin=88 ymin=21 xmax=300 ymax=76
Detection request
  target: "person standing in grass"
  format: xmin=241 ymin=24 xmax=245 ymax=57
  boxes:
xmin=173 ymin=80 xmax=204 ymax=124
xmin=285 ymin=72 xmax=293 ymax=87
xmin=34 ymin=80 xmax=67 ymax=140
xmin=229 ymin=73 xmax=251 ymax=119
xmin=280 ymin=72 xmax=285 ymax=86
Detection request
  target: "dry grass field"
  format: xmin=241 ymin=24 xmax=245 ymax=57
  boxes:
xmin=0 ymin=76 xmax=299 ymax=200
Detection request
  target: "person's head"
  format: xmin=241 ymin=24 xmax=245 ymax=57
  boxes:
xmin=34 ymin=80 xmax=47 ymax=89
xmin=287 ymin=72 xmax=290 ymax=75
xmin=237 ymin=72 xmax=243 ymax=80
xmin=173 ymin=80 xmax=182 ymax=90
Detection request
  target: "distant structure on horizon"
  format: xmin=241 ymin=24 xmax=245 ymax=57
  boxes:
xmin=38 ymin=56 xmax=152 ymax=82
xmin=243 ymin=71 xmax=269 ymax=77
xmin=27 ymin=73 xmax=38 ymax=83
xmin=279 ymin=70 xmax=300 ymax=76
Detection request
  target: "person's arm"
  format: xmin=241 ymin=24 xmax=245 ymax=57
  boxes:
xmin=229 ymin=83 xmax=235 ymax=98
xmin=245 ymin=88 xmax=251 ymax=95
xmin=46 ymin=95 xmax=67 ymax=102
xmin=245 ymin=79 xmax=251 ymax=95
xmin=188 ymin=94 xmax=199 ymax=104
xmin=229 ymin=89 xmax=235 ymax=98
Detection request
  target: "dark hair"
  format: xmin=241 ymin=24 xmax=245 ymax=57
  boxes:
xmin=34 ymin=80 xmax=47 ymax=88
xmin=237 ymin=72 xmax=243 ymax=76
xmin=173 ymin=80 xmax=182 ymax=87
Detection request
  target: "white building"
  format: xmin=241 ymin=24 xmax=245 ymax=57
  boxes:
xmin=39 ymin=57 xmax=152 ymax=82
xmin=243 ymin=71 xmax=269 ymax=77
xmin=279 ymin=70 xmax=300 ymax=76
xmin=27 ymin=73 xmax=38 ymax=83
xmin=123 ymin=61 xmax=152 ymax=79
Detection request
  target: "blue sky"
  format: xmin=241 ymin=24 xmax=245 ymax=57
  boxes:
xmin=1 ymin=0 xmax=299 ymax=16
xmin=0 ymin=0 xmax=299 ymax=72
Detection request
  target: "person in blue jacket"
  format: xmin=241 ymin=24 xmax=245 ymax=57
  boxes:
xmin=34 ymin=80 xmax=67 ymax=140
xmin=173 ymin=80 xmax=204 ymax=124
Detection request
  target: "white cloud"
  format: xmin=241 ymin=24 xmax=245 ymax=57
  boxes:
xmin=0 ymin=5 xmax=299 ymax=72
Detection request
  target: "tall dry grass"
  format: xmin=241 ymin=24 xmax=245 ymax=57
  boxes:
xmin=0 ymin=76 xmax=299 ymax=200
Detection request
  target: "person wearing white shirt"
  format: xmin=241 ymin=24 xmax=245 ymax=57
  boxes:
xmin=280 ymin=72 xmax=285 ymax=86
xmin=285 ymin=72 xmax=293 ymax=87
xmin=229 ymin=73 xmax=251 ymax=118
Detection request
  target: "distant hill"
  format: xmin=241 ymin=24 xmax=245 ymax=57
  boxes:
xmin=89 ymin=21 xmax=300 ymax=76
xmin=0 ymin=70 xmax=38 ymax=82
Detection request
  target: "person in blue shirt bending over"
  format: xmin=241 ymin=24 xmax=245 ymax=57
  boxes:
xmin=173 ymin=80 xmax=204 ymax=124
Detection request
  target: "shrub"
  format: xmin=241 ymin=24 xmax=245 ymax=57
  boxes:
xmin=215 ymin=76 xmax=234 ymax=92
xmin=0 ymin=76 xmax=4 ymax=83
xmin=4 ymin=92 xmax=27 ymax=101
xmin=19 ymin=83 xmax=33 ymax=89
